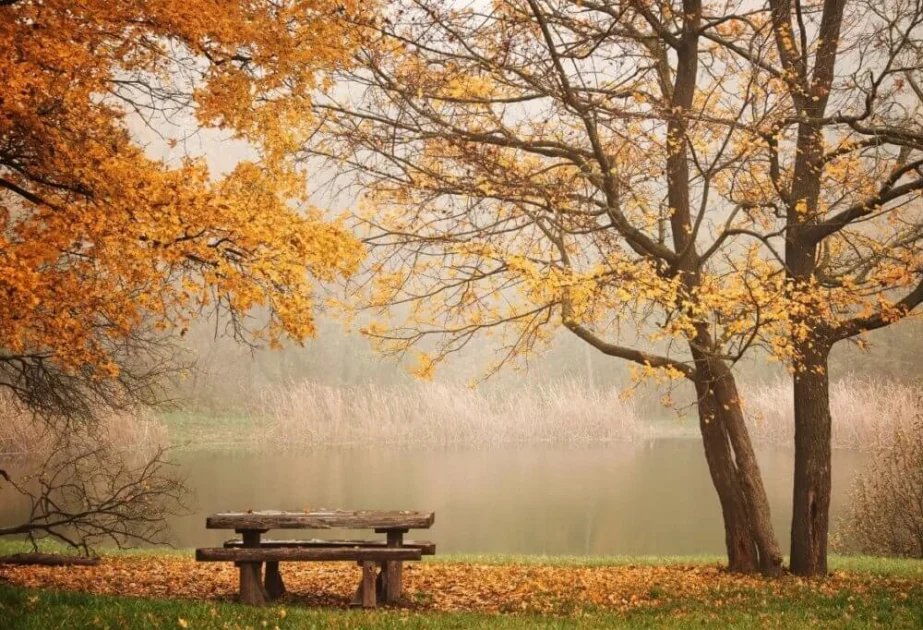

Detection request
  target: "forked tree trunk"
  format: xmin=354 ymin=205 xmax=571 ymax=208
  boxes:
xmin=708 ymin=361 xmax=784 ymax=577
xmin=694 ymin=379 xmax=759 ymax=573
xmin=692 ymin=357 xmax=784 ymax=577
xmin=790 ymin=342 xmax=833 ymax=576
xmin=649 ymin=0 xmax=781 ymax=577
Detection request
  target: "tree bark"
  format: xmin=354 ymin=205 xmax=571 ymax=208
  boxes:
xmin=774 ymin=0 xmax=846 ymax=577
xmin=691 ymin=350 xmax=784 ymax=576
xmin=694 ymin=379 xmax=759 ymax=573
xmin=790 ymin=342 xmax=833 ymax=576
xmin=708 ymin=359 xmax=784 ymax=576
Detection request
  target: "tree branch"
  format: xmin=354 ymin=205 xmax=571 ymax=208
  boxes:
xmin=564 ymin=321 xmax=696 ymax=379
xmin=834 ymin=275 xmax=923 ymax=341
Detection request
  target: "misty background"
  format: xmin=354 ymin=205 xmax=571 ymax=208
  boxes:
xmin=3 ymin=84 xmax=914 ymax=558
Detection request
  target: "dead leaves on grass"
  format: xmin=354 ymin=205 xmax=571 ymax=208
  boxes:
xmin=0 ymin=555 xmax=918 ymax=617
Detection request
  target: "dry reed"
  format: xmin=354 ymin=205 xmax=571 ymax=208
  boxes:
xmin=742 ymin=377 xmax=922 ymax=449
xmin=0 ymin=397 xmax=168 ymax=456
xmin=835 ymin=411 xmax=923 ymax=558
xmin=255 ymin=379 xmax=639 ymax=446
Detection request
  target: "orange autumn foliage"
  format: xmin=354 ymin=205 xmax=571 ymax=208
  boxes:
xmin=0 ymin=0 xmax=365 ymax=382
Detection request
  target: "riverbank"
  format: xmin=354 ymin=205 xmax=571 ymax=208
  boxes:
xmin=1 ymin=549 xmax=921 ymax=628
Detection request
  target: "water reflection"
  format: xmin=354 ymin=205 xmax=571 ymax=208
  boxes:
xmin=0 ymin=439 xmax=865 ymax=555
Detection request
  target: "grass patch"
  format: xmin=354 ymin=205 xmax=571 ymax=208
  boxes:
xmin=2 ymin=540 xmax=920 ymax=576
xmin=0 ymin=540 xmax=192 ymax=559
xmin=431 ymin=553 xmax=726 ymax=568
xmin=828 ymin=556 xmax=923 ymax=578
xmin=157 ymin=411 xmax=259 ymax=448
xmin=2 ymin=546 xmax=922 ymax=628
xmin=3 ymin=579 xmax=923 ymax=629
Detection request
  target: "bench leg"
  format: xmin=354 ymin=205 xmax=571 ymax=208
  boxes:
xmin=264 ymin=561 xmax=286 ymax=600
xmin=239 ymin=562 xmax=267 ymax=606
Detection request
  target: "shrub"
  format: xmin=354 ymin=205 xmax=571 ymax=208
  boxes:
xmin=835 ymin=411 xmax=923 ymax=557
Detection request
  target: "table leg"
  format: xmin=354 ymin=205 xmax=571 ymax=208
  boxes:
xmin=382 ymin=530 xmax=405 ymax=603
xmin=237 ymin=529 xmax=268 ymax=605
xmin=239 ymin=562 xmax=265 ymax=605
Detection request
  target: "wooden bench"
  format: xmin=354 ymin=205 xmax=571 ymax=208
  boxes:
xmin=195 ymin=510 xmax=435 ymax=608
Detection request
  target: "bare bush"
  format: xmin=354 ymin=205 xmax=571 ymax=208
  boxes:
xmin=256 ymin=379 xmax=639 ymax=446
xmin=742 ymin=377 xmax=922 ymax=450
xmin=0 ymin=396 xmax=180 ymax=555
xmin=835 ymin=413 xmax=923 ymax=558
xmin=0 ymin=429 xmax=186 ymax=554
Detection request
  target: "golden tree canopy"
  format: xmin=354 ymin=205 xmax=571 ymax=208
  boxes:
xmin=311 ymin=0 xmax=923 ymax=381
xmin=0 ymin=0 xmax=365 ymax=407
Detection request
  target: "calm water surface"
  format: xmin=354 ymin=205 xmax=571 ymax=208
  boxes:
xmin=1 ymin=440 xmax=865 ymax=555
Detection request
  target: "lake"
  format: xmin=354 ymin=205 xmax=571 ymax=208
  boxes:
xmin=0 ymin=439 xmax=864 ymax=555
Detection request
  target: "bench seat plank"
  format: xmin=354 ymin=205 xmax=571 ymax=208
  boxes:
xmin=207 ymin=510 xmax=434 ymax=531
xmin=196 ymin=547 xmax=422 ymax=563
xmin=223 ymin=538 xmax=436 ymax=555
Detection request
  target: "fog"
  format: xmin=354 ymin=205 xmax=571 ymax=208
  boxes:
xmin=105 ymin=94 xmax=923 ymax=559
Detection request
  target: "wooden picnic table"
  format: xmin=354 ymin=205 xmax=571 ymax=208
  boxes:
xmin=195 ymin=510 xmax=435 ymax=607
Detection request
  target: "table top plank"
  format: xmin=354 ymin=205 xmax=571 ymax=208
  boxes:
xmin=206 ymin=510 xmax=434 ymax=531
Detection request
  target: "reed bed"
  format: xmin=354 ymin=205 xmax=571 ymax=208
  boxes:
xmin=255 ymin=379 xmax=639 ymax=446
xmin=742 ymin=377 xmax=922 ymax=450
xmin=8 ymin=375 xmax=914 ymax=452
xmin=0 ymin=398 xmax=168 ymax=456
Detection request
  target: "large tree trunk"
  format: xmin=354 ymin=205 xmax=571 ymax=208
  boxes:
xmin=777 ymin=0 xmax=845 ymax=574
xmin=694 ymin=379 xmax=759 ymax=573
xmin=790 ymin=342 xmax=833 ymax=576
xmin=709 ymin=360 xmax=784 ymax=577
xmin=691 ymin=349 xmax=784 ymax=577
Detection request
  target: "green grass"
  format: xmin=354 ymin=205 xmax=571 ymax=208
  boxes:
xmin=2 ymin=579 xmax=923 ymax=629
xmin=156 ymin=411 xmax=260 ymax=448
xmin=433 ymin=553 xmax=923 ymax=576
xmin=0 ymin=539 xmax=192 ymax=558
xmin=827 ymin=555 xmax=923 ymax=578
xmin=433 ymin=552 xmax=728 ymax=568
xmin=3 ymin=539 xmax=921 ymax=576
xmin=2 ymin=545 xmax=922 ymax=628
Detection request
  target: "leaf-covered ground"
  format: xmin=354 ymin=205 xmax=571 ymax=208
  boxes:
xmin=1 ymin=554 xmax=922 ymax=623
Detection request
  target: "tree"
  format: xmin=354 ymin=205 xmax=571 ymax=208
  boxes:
xmin=0 ymin=0 xmax=365 ymax=551
xmin=0 ymin=434 xmax=186 ymax=554
xmin=309 ymin=0 xmax=923 ymax=576
xmin=761 ymin=0 xmax=923 ymax=576
xmin=312 ymin=0 xmax=788 ymax=575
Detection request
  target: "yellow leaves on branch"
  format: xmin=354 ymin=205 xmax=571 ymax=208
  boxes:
xmin=0 ymin=0 xmax=368 ymax=378
xmin=411 ymin=352 xmax=438 ymax=381
xmin=315 ymin=0 xmax=923 ymax=383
